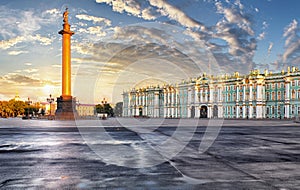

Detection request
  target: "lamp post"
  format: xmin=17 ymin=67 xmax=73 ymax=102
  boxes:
xmin=27 ymin=97 xmax=32 ymax=118
xmin=47 ymin=94 xmax=55 ymax=119
xmin=101 ymin=98 xmax=108 ymax=119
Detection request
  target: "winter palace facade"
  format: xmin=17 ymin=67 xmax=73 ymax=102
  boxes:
xmin=122 ymin=67 xmax=300 ymax=119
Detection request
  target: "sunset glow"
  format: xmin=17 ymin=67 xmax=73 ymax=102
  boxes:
xmin=0 ymin=0 xmax=300 ymax=104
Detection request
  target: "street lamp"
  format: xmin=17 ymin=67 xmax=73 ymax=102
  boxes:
xmin=27 ymin=97 xmax=32 ymax=118
xmin=47 ymin=94 xmax=54 ymax=118
xmin=100 ymin=98 xmax=108 ymax=119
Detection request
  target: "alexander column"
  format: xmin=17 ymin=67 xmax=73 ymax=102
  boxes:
xmin=55 ymin=8 xmax=77 ymax=120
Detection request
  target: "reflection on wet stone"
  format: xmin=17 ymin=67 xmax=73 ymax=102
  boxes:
xmin=0 ymin=119 xmax=299 ymax=189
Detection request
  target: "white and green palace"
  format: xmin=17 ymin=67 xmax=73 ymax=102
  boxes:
xmin=122 ymin=67 xmax=300 ymax=119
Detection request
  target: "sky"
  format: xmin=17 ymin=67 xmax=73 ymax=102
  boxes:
xmin=0 ymin=0 xmax=300 ymax=104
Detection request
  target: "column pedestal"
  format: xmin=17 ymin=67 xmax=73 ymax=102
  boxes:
xmin=55 ymin=95 xmax=78 ymax=120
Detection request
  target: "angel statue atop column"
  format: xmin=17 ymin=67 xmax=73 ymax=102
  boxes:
xmin=63 ymin=8 xmax=69 ymax=23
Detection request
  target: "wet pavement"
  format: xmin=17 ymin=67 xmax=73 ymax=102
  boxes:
xmin=0 ymin=118 xmax=299 ymax=189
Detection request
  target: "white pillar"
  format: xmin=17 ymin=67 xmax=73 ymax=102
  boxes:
xmin=243 ymin=105 xmax=246 ymax=118
xmin=195 ymin=106 xmax=200 ymax=118
xmin=200 ymin=88 xmax=203 ymax=102
xmin=171 ymin=90 xmax=175 ymax=106
xmin=249 ymin=105 xmax=253 ymax=119
xmin=195 ymin=88 xmax=199 ymax=104
xmin=249 ymin=85 xmax=253 ymax=101
xmin=236 ymin=86 xmax=239 ymax=101
xmin=236 ymin=106 xmax=239 ymax=118
xmin=218 ymin=105 xmax=223 ymax=118
xmin=209 ymin=87 xmax=214 ymax=103
xmin=208 ymin=106 xmax=212 ymax=118
xmin=285 ymin=81 xmax=290 ymax=118
xmin=188 ymin=88 xmax=192 ymax=106
xmin=256 ymin=84 xmax=263 ymax=118
xmin=243 ymin=85 xmax=246 ymax=101
xmin=257 ymin=106 xmax=263 ymax=118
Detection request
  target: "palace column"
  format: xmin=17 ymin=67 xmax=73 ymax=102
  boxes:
xmin=284 ymin=77 xmax=291 ymax=118
xmin=236 ymin=85 xmax=239 ymax=118
xmin=55 ymin=8 xmax=78 ymax=120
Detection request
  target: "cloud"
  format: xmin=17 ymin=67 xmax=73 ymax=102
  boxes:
xmin=4 ymin=74 xmax=41 ymax=85
xmin=148 ymin=0 xmax=204 ymax=29
xmin=2 ymin=73 xmax=58 ymax=87
xmin=93 ymin=0 xmax=259 ymax=75
xmin=8 ymin=50 xmax=29 ymax=55
xmin=207 ymin=1 xmax=257 ymax=73
xmin=141 ymin=7 xmax=157 ymax=20
xmin=96 ymin=0 xmax=142 ymax=17
xmin=76 ymin=14 xmax=112 ymax=26
xmin=0 ymin=6 xmax=57 ymax=51
xmin=216 ymin=2 xmax=253 ymax=35
xmin=23 ymin=68 xmax=39 ymax=73
xmin=282 ymin=19 xmax=300 ymax=64
xmin=257 ymin=32 xmax=265 ymax=40
xmin=0 ymin=34 xmax=52 ymax=51
xmin=78 ymin=26 xmax=107 ymax=37
xmin=268 ymin=42 xmax=273 ymax=56
xmin=283 ymin=19 xmax=298 ymax=46
xmin=44 ymin=8 xmax=60 ymax=16
xmin=24 ymin=62 xmax=32 ymax=66
xmin=95 ymin=0 xmax=204 ymax=30
xmin=0 ymin=36 xmax=25 ymax=50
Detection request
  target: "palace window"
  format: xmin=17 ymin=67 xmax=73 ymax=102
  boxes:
xmin=272 ymin=106 xmax=275 ymax=115
xmin=278 ymin=91 xmax=281 ymax=100
xmin=292 ymin=89 xmax=296 ymax=99
xmin=292 ymin=105 xmax=295 ymax=115
xmin=292 ymin=80 xmax=295 ymax=86
xmin=272 ymin=92 xmax=275 ymax=100
xmin=298 ymin=90 xmax=300 ymax=100
xmin=267 ymin=107 xmax=270 ymax=115
xmin=266 ymin=92 xmax=270 ymax=101
xmin=298 ymin=106 xmax=300 ymax=115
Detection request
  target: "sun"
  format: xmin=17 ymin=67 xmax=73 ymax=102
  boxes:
xmin=43 ymin=84 xmax=54 ymax=95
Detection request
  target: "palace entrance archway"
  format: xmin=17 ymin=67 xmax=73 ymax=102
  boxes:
xmin=213 ymin=105 xmax=218 ymax=118
xmin=200 ymin=105 xmax=208 ymax=118
xmin=139 ymin=107 xmax=143 ymax=116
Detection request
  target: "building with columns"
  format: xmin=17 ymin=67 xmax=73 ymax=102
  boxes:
xmin=122 ymin=67 xmax=300 ymax=119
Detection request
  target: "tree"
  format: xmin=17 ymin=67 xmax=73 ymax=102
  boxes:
xmin=0 ymin=99 xmax=42 ymax=118
xmin=96 ymin=103 xmax=114 ymax=117
xmin=9 ymin=99 xmax=26 ymax=116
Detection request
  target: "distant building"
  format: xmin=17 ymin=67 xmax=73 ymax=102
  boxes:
xmin=114 ymin=102 xmax=123 ymax=117
xmin=41 ymin=102 xmax=56 ymax=115
xmin=123 ymin=67 xmax=300 ymax=119
xmin=76 ymin=104 xmax=96 ymax=117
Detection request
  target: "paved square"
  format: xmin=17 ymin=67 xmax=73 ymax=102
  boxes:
xmin=0 ymin=118 xmax=299 ymax=189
